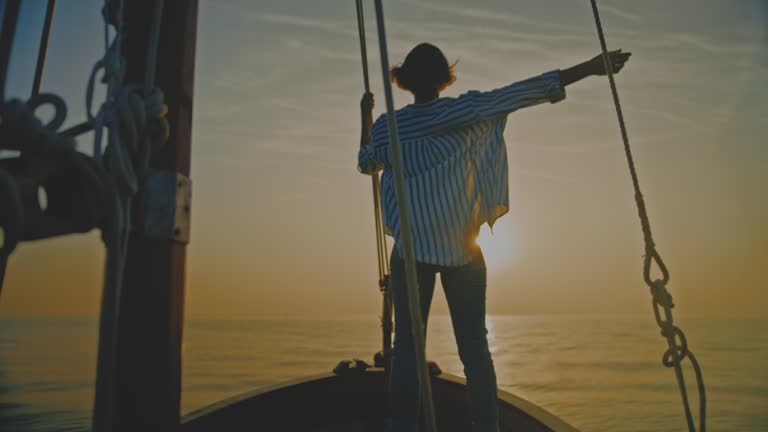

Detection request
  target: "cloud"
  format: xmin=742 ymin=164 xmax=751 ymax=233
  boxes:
xmin=279 ymin=38 xmax=360 ymax=62
xmin=246 ymin=11 xmax=357 ymax=38
xmin=394 ymin=0 xmax=582 ymax=33
xmin=600 ymin=4 xmax=644 ymax=23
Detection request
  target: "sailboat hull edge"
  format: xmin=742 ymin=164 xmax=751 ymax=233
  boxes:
xmin=181 ymin=368 xmax=579 ymax=432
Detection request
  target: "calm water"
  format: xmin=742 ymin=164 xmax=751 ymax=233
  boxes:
xmin=0 ymin=315 xmax=765 ymax=431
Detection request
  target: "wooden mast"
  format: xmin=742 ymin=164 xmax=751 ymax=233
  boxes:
xmin=111 ymin=1 xmax=198 ymax=431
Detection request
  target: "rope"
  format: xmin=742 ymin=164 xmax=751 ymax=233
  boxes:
xmin=355 ymin=0 xmax=371 ymax=93
xmin=355 ymin=0 xmax=392 ymax=363
xmin=589 ymin=2 xmax=705 ymax=431
xmin=90 ymin=1 xmax=168 ymax=430
xmin=0 ymin=0 xmax=22 ymax=102
xmin=32 ymin=0 xmax=57 ymax=98
xmin=372 ymin=1 xmax=438 ymax=431
xmin=0 ymin=168 xmax=22 ymax=297
xmin=0 ymin=91 xmax=77 ymax=297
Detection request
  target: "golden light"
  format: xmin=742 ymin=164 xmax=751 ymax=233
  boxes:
xmin=475 ymin=219 xmax=517 ymax=272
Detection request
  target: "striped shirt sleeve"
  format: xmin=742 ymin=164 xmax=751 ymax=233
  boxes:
xmin=428 ymin=70 xmax=565 ymax=133
xmin=357 ymin=114 xmax=390 ymax=174
xmin=357 ymin=70 xmax=564 ymax=174
xmin=357 ymin=144 xmax=382 ymax=174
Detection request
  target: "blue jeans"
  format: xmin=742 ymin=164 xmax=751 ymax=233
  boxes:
xmin=388 ymin=247 xmax=500 ymax=432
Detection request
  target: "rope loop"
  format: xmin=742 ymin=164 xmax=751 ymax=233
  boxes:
xmin=590 ymin=2 xmax=705 ymax=430
xmin=650 ymin=279 xmax=674 ymax=309
xmin=27 ymin=93 xmax=68 ymax=132
xmin=0 ymin=95 xmax=75 ymax=153
xmin=644 ymin=247 xmax=670 ymax=287
xmin=103 ymin=85 xmax=168 ymax=197
xmin=662 ymin=325 xmax=689 ymax=367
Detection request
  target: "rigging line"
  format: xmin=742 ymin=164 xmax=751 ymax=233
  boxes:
xmin=0 ymin=0 xmax=22 ymax=102
xmin=356 ymin=0 xmax=392 ymax=360
xmin=375 ymin=174 xmax=390 ymax=274
xmin=32 ymin=0 xmax=57 ymax=98
xmin=355 ymin=0 xmax=371 ymax=93
xmin=92 ymin=1 xmax=127 ymax=427
xmin=589 ymin=1 xmax=705 ymax=431
xmin=144 ymin=0 xmax=164 ymax=95
xmin=61 ymin=120 xmax=95 ymax=137
xmin=373 ymin=1 xmax=438 ymax=431
xmin=93 ymin=1 xmax=168 ymax=430
xmin=372 ymin=176 xmax=385 ymax=280
xmin=0 ymin=255 xmax=7 ymax=298
xmin=356 ymin=0 xmax=389 ymax=282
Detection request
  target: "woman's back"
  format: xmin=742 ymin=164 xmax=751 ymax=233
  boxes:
xmin=360 ymin=71 xmax=565 ymax=266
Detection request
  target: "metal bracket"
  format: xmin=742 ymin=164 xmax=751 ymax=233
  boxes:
xmin=141 ymin=170 xmax=191 ymax=244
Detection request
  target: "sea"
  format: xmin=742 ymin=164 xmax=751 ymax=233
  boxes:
xmin=0 ymin=315 xmax=765 ymax=431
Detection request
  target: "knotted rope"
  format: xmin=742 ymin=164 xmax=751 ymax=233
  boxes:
xmin=89 ymin=1 xmax=168 ymax=430
xmin=589 ymin=2 xmax=706 ymax=431
xmin=0 ymin=93 xmax=77 ymax=295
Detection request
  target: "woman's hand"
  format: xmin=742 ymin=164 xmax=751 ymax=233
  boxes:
xmin=588 ymin=49 xmax=631 ymax=75
xmin=360 ymin=92 xmax=375 ymax=115
xmin=560 ymin=49 xmax=632 ymax=87
xmin=360 ymin=92 xmax=375 ymax=147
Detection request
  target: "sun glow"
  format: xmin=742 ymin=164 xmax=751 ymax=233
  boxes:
xmin=475 ymin=220 xmax=517 ymax=272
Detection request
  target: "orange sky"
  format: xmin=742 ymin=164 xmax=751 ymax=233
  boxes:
xmin=1 ymin=0 xmax=766 ymax=319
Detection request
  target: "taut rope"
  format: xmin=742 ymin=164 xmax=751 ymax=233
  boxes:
xmin=372 ymin=1 xmax=438 ymax=431
xmin=354 ymin=0 xmax=393 ymax=369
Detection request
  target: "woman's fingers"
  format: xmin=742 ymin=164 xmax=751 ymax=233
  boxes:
xmin=610 ymin=51 xmax=631 ymax=73
xmin=361 ymin=92 xmax=375 ymax=111
xmin=592 ymin=50 xmax=632 ymax=75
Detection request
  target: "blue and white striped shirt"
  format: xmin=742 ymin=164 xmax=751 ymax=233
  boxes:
xmin=358 ymin=70 xmax=565 ymax=266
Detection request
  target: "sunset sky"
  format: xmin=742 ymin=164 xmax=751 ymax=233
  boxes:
xmin=1 ymin=0 xmax=766 ymax=319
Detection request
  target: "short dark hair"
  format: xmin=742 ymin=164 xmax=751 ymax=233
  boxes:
xmin=390 ymin=43 xmax=456 ymax=94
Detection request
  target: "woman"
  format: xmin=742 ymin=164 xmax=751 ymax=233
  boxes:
xmin=357 ymin=43 xmax=630 ymax=432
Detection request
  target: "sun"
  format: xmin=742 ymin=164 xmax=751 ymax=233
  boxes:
xmin=475 ymin=220 xmax=517 ymax=271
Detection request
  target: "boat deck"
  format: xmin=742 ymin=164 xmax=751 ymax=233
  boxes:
xmin=182 ymin=368 xmax=578 ymax=432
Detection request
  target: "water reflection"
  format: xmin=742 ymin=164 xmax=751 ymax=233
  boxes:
xmin=1 ymin=315 xmax=766 ymax=431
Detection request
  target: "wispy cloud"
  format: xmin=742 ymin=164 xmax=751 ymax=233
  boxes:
xmin=394 ymin=0 xmax=583 ymax=33
xmin=247 ymin=11 xmax=356 ymax=38
xmin=279 ymin=38 xmax=360 ymax=62
xmin=600 ymin=4 xmax=644 ymax=23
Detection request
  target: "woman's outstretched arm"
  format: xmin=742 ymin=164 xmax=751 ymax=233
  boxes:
xmin=560 ymin=49 xmax=631 ymax=87
xmin=418 ymin=49 xmax=632 ymax=133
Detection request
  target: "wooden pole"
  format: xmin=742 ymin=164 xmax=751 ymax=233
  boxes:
xmin=111 ymin=1 xmax=198 ymax=431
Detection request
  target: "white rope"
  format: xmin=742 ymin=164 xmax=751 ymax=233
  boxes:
xmin=372 ymin=1 xmax=438 ymax=431
xmin=90 ymin=1 xmax=168 ymax=430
